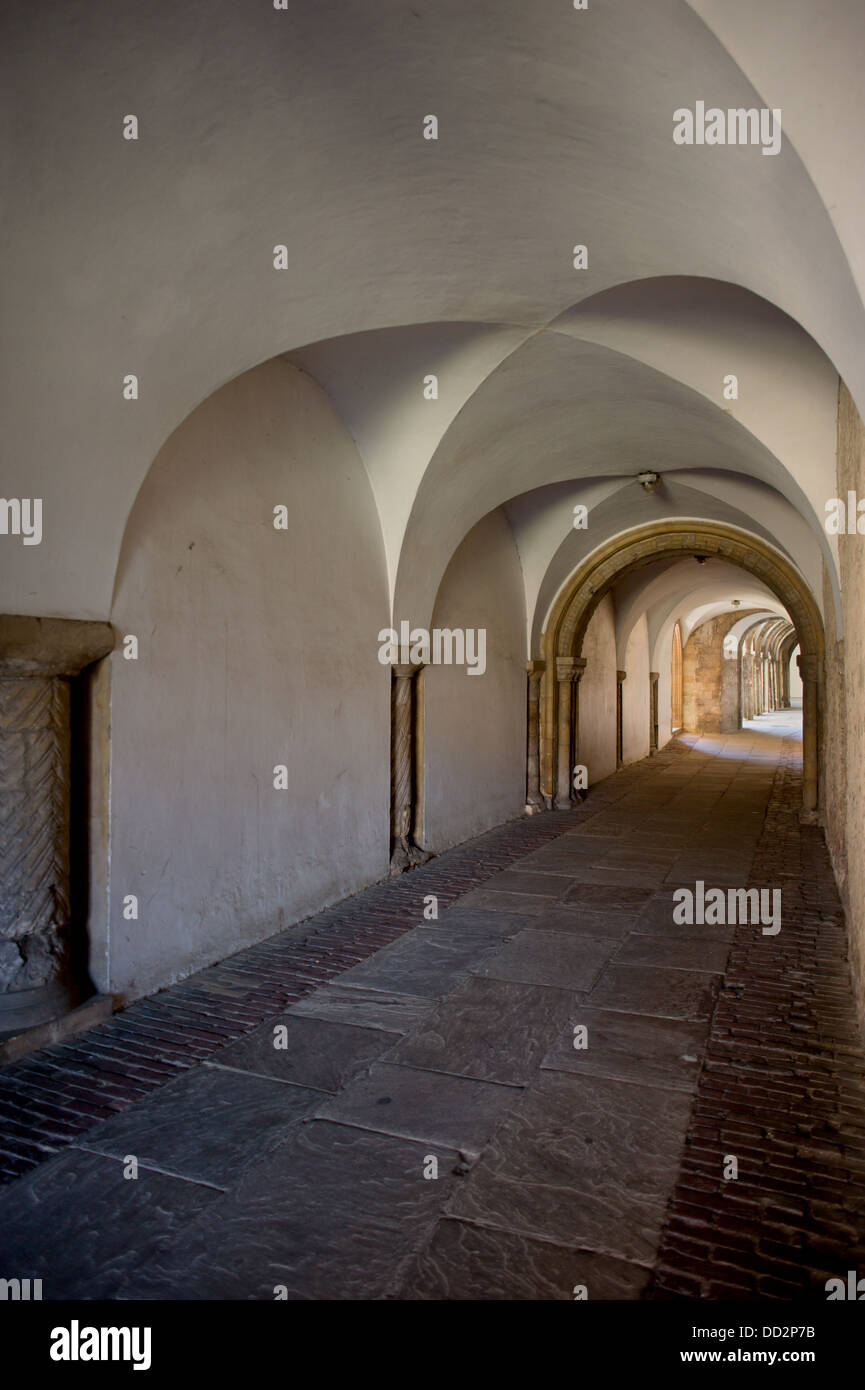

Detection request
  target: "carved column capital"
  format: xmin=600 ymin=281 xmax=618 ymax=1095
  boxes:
xmin=616 ymin=669 xmax=627 ymax=685
xmin=556 ymin=656 xmax=586 ymax=684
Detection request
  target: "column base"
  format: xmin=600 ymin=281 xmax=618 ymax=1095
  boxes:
xmin=0 ymin=994 xmax=114 ymax=1065
xmin=389 ymin=837 xmax=432 ymax=876
xmin=553 ymin=796 xmax=574 ymax=811
xmin=798 ymin=808 xmax=820 ymax=826
xmin=524 ymin=798 xmax=546 ymax=816
xmin=0 ymin=979 xmax=78 ymax=1039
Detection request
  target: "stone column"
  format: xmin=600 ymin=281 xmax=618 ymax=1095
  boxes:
xmin=649 ymin=672 xmax=659 ymax=755
xmin=389 ymin=662 xmax=429 ymax=874
xmin=757 ymin=659 xmax=765 ymax=714
xmin=0 ymin=616 xmax=114 ymax=1035
xmin=554 ymin=657 xmax=586 ymax=810
xmin=757 ymin=658 xmax=764 ymax=714
xmin=525 ymin=660 xmax=545 ymax=814
xmin=616 ymin=669 xmax=627 ymax=769
xmin=799 ymin=653 xmax=821 ymax=824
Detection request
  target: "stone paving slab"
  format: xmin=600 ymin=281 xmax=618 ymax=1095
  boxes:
xmin=381 ymin=976 xmax=579 ymax=1086
xmin=614 ymin=931 xmax=731 ymax=974
xmin=329 ymin=925 xmax=502 ymax=999
xmin=447 ymin=1071 xmax=694 ymax=1264
xmin=528 ymin=906 xmax=638 ymax=938
xmin=560 ymin=883 xmax=655 ymax=912
xmin=208 ymin=1014 xmax=402 ymax=1092
xmin=313 ymin=1061 xmax=519 ymax=1156
xmin=73 ymin=1064 xmax=323 ymax=1188
xmin=0 ymin=1147 xmax=220 ymax=1298
xmin=287 ymin=985 xmax=433 ymax=1034
xmin=587 ymin=963 xmax=721 ymax=1021
xmin=540 ymin=1005 xmax=707 ymax=1093
xmin=577 ymin=868 xmax=676 ymax=891
xmin=469 ymin=929 xmax=614 ymax=991
xmin=115 ymin=1121 xmax=463 ymax=1301
xmin=484 ymin=870 xmax=571 ymax=898
xmin=633 ymin=893 xmax=736 ymax=941
xmin=395 ymin=1216 xmax=652 ymax=1300
xmin=555 ymin=833 xmax=625 ymax=852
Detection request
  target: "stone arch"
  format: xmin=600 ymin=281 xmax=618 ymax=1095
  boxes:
xmin=739 ymin=615 xmax=797 ymax=720
xmin=539 ymin=522 xmax=824 ymax=821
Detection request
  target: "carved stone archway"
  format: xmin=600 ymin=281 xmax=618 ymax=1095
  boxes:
xmin=539 ymin=522 xmax=824 ymax=823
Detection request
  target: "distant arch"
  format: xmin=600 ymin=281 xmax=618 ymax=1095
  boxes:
xmin=541 ymin=521 xmax=824 ymax=820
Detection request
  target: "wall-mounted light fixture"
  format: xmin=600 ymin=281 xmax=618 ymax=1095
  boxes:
xmin=636 ymin=471 xmax=661 ymax=492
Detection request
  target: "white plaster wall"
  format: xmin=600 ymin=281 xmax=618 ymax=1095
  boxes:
xmin=421 ymin=510 xmax=526 ymax=851
xmin=580 ymin=596 xmax=618 ymax=787
xmin=622 ymin=615 xmax=651 ymax=766
xmin=101 ymin=359 xmax=390 ymax=1002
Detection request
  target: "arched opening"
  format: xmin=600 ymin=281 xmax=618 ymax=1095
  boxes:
xmin=540 ymin=521 xmax=825 ymax=822
xmin=670 ymin=621 xmax=683 ymax=733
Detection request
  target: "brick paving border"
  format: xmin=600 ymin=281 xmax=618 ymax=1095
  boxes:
xmin=0 ymin=748 xmax=685 ymax=1186
xmin=651 ymin=736 xmax=865 ymax=1298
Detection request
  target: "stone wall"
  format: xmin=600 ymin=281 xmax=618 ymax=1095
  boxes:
xmin=825 ymin=382 xmax=865 ymax=1020
xmin=682 ymin=611 xmax=754 ymax=734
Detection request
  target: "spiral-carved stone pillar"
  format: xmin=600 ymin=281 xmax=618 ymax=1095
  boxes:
xmin=0 ymin=615 xmax=114 ymax=1035
xmin=389 ymin=662 xmax=429 ymax=874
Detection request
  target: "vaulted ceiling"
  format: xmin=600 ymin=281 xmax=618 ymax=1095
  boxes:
xmin=3 ymin=0 xmax=862 ymax=640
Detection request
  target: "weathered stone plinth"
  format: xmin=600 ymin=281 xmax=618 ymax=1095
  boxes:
xmin=0 ymin=615 xmax=114 ymax=1034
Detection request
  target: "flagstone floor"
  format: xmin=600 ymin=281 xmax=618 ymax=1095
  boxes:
xmin=1 ymin=710 xmax=864 ymax=1300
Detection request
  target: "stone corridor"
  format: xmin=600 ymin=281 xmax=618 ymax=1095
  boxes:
xmin=1 ymin=712 xmax=864 ymax=1300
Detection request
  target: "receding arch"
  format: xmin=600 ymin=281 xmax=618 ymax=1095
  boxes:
xmin=540 ymin=521 xmax=824 ymax=820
